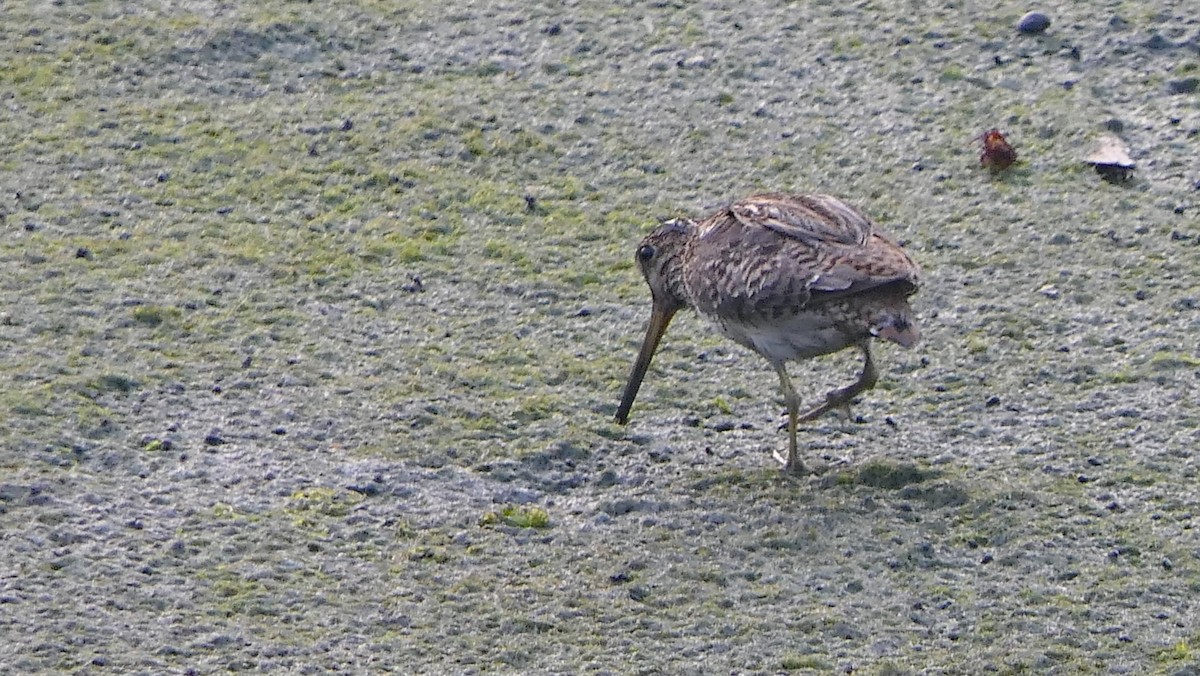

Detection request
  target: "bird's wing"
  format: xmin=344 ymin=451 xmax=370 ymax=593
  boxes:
xmin=803 ymin=232 xmax=920 ymax=302
xmin=729 ymin=193 xmax=872 ymax=248
xmin=726 ymin=193 xmax=917 ymax=298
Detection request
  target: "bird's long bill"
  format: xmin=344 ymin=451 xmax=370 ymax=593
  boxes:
xmin=614 ymin=302 xmax=676 ymax=424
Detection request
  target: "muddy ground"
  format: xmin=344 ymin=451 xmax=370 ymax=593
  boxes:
xmin=1 ymin=0 xmax=1198 ymax=673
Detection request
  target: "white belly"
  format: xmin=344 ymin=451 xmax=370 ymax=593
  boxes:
xmin=715 ymin=312 xmax=856 ymax=364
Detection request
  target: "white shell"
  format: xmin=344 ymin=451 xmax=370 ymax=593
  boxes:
xmin=1086 ymin=135 xmax=1135 ymax=168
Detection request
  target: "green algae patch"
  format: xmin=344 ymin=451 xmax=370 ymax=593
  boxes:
xmin=480 ymin=505 xmax=551 ymax=529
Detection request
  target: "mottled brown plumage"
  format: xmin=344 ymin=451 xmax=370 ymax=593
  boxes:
xmin=614 ymin=193 xmax=920 ymax=473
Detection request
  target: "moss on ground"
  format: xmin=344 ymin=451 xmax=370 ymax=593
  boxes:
xmin=0 ymin=0 xmax=1197 ymax=673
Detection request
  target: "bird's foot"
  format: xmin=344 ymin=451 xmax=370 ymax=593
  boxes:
xmin=824 ymin=453 xmax=854 ymax=468
xmin=798 ymin=387 xmax=865 ymax=424
xmin=772 ymin=450 xmax=810 ymax=475
xmin=796 ymin=400 xmax=836 ymax=424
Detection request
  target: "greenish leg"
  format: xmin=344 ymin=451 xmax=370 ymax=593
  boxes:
xmin=771 ymin=360 xmax=804 ymax=474
xmin=798 ymin=341 xmax=878 ymax=423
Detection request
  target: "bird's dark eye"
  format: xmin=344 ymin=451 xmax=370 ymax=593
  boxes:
xmin=637 ymin=244 xmax=655 ymax=261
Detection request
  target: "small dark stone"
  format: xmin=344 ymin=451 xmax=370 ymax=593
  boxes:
xmin=157 ymin=170 xmax=170 ymax=182
xmin=1144 ymin=34 xmax=1172 ymax=50
xmin=75 ymin=247 xmax=91 ymax=259
xmin=204 ymin=432 xmax=224 ymax=446
xmin=1077 ymin=474 xmax=1091 ymax=483
xmin=1104 ymin=119 xmax=1125 ymax=133
xmin=1087 ymin=457 xmax=1104 ymax=466
xmin=711 ymin=420 xmax=736 ymax=433
xmin=1162 ymin=557 xmax=1173 ymax=571
xmin=831 ymin=621 xmax=865 ymax=640
xmin=401 ymin=274 xmax=424 ymax=293
xmin=1017 ymin=11 xmax=1051 ymax=35
xmin=1167 ymin=78 xmax=1200 ymax=95
xmin=340 ymin=118 xmax=353 ymax=131
xmin=574 ymin=307 xmax=592 ymax=317
xmin=1095 ymin=164 xmax=1134 ymax=183
xmin=981 ymin=554 xmax=993 ymax=564
xmin=272 ymin=427 xmax=286 ymax=435
xmin=544 ymin=23 xmax=562 ymax=36
xmin=1135 ymin=289 xmax=1148 ymax=301
xmin=595 ymin=469 xmax=618 ymax=487
xmin=985 ymin=395 xmax=1001 ymax=408
xmin=241 ymin=356 xmax=252 ymax=368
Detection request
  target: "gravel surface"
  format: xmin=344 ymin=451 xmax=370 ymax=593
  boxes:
xmin=1 ymin=1 xmax=1198 ymax=673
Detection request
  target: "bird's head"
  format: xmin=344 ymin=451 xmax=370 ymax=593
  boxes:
xmin=615 ymin=217 xmax=695 ymax=425
xmin=633 ymin=217 xmax=694 ymax=314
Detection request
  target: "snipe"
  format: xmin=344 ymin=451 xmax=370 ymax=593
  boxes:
xmin=614 ymin=193 xmax=920 ymax=474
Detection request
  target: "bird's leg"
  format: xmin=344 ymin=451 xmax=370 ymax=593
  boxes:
xmin=770 ymin=361 xmax=805 ymax=474
xmin=797 ymin=342 xmax=879 ymax=423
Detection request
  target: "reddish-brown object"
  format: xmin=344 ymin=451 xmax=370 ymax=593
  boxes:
xmin=978 ymin=129 xmax=1017 ymax=171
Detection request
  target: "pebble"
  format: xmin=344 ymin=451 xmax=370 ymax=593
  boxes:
xmin=1017 ymin=11 xmax=1051 ymax=34
xmin=1144 ymin=34 xmax=1172 ymax=50
xmin=1166 ymin=78 xmax=1199 ymax=95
